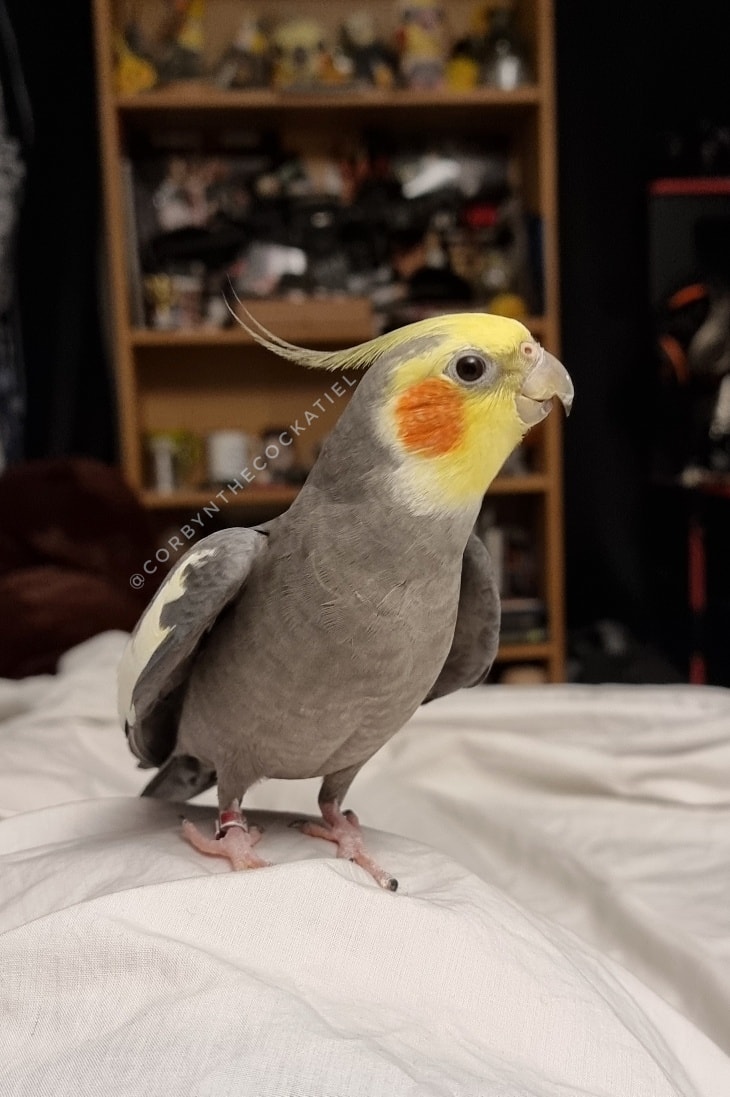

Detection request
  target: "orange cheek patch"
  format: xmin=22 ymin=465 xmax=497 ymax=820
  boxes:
xmin=395 ymin=378 xmax=466 ymax=457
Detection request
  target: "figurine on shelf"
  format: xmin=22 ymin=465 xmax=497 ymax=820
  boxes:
xmin=480 ymin=0 xmax=532 ymax=90
xmin=445 ymin=3 xmax=490 ymax=90
xmin=113 ymin=23 xmax=158 ymax=95
xmin=445 ymin=51 xmax=479 ymax=91
xmin=146 ymin=430 xmax=202 ymax=493
xmin=395 ymin=0 xmax=447 ymax=90
xmin=156 ymin=0 xmax=206 ymax=84
xmin=260 ymin=427 xmax=298 ymax=485
xmin=202 ymin=294 xmax=230 ymax=329
xmin=340 ymin=11 xmax=396 ymax=89
xmin=271 ymin=18 xmax=352 ymax=91
xmin=487 ymin=290 xmax=528 ymax=320
xmin=142 ymin=263 xmax=205 ymax=330
xmin=143 ymin=273 xmax=176 ymax=330
xmin=214 ymin=16 xmax=272 ymax=89
xmin=318 ymin=47 xmax=356 ymax=89
xmin=151 ymin=157 xmax=215 ymax=232
xmin=206 ymin=430 xmax=253 ymax=488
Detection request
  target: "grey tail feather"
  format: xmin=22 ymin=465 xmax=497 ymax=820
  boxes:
xmin=126 ymin=721 xmax=156 ymax=769
xmin=141 ymin=755 xmax=217 ymax=802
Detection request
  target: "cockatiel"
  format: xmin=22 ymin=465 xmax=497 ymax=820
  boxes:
xmin=118 ymin=311 xmax=573 ymax=890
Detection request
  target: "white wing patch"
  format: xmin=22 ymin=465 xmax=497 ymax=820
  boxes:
xmin=117 ymin=547 xmax=216 ymax=727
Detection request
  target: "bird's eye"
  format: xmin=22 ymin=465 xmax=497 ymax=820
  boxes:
xmin=454 ymin=354 xmax=487 ymax=383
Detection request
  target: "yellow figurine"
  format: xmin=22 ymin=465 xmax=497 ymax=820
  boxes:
xmin=341 ymin=12 xmax=396 ymax=89
xmin=272 ymin=18 xmax=327 ymax=89
xmin=214 ymin=17 xmax=271 ymax=89
xmin=176 ymin=0 xmax=204 ymax=56
xmin=446 ymin=2 xmax=490 ymax=89
xmin=445 ymin=54 xmax=479 ymax=90
xmin=272 ymin=18 xmax=351 ymax=90
xmin=157 ymin=0 xmax=206 ymax=83
xmin=113 ymin=28 xmax=158 ymax=95
xmin=488 ymin=291 xmax=529 ymax=321
xmin=395 ymin=0 xmax=447 ymax=89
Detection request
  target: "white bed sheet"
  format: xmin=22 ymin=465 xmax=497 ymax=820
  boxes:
xmin=2 ymin=631 xmax=730 ymax=1096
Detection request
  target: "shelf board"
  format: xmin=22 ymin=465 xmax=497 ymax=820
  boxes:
xmin=130 ymin=314 xmax=547 ymax=348
xmin=489 ymin=473 xmax=550 ymax=494
xmin=142 ymin=486 xmax=299 ymax=510
xmin=132 ymin=327 xmax=265 ymax=347
xmin=141 ymin=473 xmax=548 ymax=511
xmin=117 ymin=84 xmax=542 ymax=115
xmin=131 ymin=295 xmax=375 ymax=347
xmin=496 ymin=641 xmax=553 ymax=662
xmin=131 ymin=324 xmax=373 ymax=348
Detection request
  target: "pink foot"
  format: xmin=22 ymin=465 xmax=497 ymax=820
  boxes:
xmin=298 ymin=802 xmax=398 ymax=891
xmin=182 ymin=802 xmax=270 ymax=871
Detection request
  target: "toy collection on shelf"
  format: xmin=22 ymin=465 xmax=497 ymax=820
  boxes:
xmin=145 ymin=424 xmax=310 ymax=496
xmin=114 ymin=1 xmax=533 ymax=97
xmin=128 ymin=131 xmax=542 ymax=331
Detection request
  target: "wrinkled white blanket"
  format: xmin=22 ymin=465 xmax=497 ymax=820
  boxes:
xmin=1 ymin=632 xmax=730 ymax=1096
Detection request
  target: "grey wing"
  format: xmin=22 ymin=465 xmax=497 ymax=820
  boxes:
xmin=424 ymin=530 xmax=500 ymax=703
xmin=118 ymin=526 xmax=268 ymax=767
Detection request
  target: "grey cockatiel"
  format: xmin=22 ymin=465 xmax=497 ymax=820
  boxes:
xmin=118 ymin=311 xmax=573 ymax=889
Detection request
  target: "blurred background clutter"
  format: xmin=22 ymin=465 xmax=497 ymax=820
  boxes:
xmin=0 ymin=0 xmax=728 ymax=685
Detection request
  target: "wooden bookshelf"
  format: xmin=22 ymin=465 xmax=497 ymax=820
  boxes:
xmin=92 ymin=0 xmax=567 ymax=680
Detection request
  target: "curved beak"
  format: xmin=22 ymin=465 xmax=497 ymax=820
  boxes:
xmin=516 ymin=350 xmax=574 ymax=426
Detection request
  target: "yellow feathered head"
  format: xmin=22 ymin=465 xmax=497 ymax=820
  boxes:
xmin=233 ymin=306 xmax=573 ymax=515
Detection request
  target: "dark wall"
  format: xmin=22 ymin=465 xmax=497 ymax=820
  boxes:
xmin=556 ymin=0 xmax=730 ymax=639
xmin=5 ymin=0 xmax=114 ymax=463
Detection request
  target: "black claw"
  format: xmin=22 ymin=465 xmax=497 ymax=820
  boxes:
xmin=343 ymin=809 xmax=355 ymax=820
xmin=388 ymin=878 xmax=399 ymax=892
xmin=288 ymin=818 xmax=306 ymax=829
